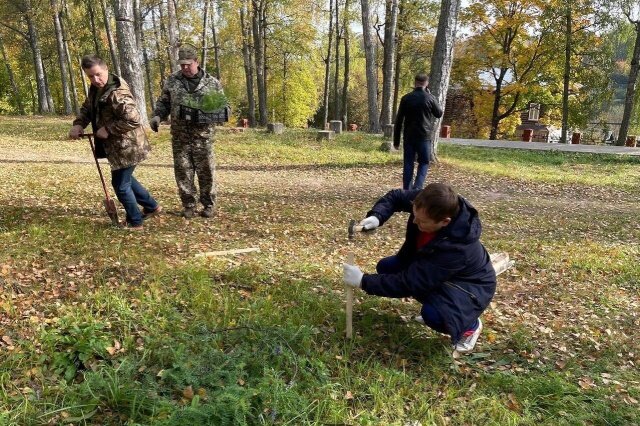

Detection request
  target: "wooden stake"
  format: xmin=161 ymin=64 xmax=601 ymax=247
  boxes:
xmin=195 ymin=247 xmax=260 ymax=257
xmin=345 ymin=252 xmax=354 ymax=339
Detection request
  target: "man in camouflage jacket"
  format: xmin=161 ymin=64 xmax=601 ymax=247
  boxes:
xmin=150 ymin=45 xmax=224 ymax=219
xmin=69 ymin=54 xmax=161 ymax=230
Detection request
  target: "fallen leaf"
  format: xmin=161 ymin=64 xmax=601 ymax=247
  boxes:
xmin=182 ymin=386 xmax=194 ymax=400
xmin=344 ymin=391 xmax=354 ymax=400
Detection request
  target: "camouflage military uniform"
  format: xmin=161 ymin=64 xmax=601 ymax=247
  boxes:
xmin=152 ymin=69 xmax=223 ymax=211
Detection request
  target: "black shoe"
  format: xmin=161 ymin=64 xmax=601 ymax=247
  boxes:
xmin=182 ymin=207 xmax=196 ymax=219
xmin=200 ymin=205 xmax=216 ymax=218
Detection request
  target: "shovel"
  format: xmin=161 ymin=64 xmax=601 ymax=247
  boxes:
xmin=83 ymin=133 xmax=119 ymax=226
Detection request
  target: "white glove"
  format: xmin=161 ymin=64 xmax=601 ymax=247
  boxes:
xmin=149 ymin=116 xmax=161 ymax=132
xmin=359 ymin=216 xmax=380 ymax=230
xmin=343 ymin=263 xmax=363 ymax=289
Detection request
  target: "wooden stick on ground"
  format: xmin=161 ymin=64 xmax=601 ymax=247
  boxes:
xmin=195 ymin=247 xmax=260 ymax=258
xmin=345 ymin=252 xmax=355 ymax=339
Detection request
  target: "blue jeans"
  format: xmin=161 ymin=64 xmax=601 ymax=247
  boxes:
xmin=111 ymin=166 xmax=158 ymax=226
xmin=403 ymin=140 xmax=430 ymax=190
xmin=376 ymin=255 xmax=446 ymax=333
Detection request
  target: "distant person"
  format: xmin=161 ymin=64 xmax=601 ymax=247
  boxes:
xmin=343 ymin=183 xmax=496 ymax=353
xmin=68 ymin=54 xmax=161 ymax=231
xmin=394 ymin=73 xmax=443 ymax=190
xmin=150 ymin=45 xmax=224 ymax=219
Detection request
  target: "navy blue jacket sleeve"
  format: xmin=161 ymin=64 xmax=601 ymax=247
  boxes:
xmin=366 ymin=189 xmax=421 ymax=225
xmin=361 ymin=248 xmax=468 ymax=298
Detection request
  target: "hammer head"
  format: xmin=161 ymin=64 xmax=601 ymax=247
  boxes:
xmin=348 ymin=219 xmax=356 ymax=239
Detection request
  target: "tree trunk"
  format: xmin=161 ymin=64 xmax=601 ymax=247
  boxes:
xmin=428 ymin=0 xmax=461 ymax=157
xmin=151 ymin=7 xmax=167 ymax=89
xmin=252 ymin=0 xmax=267 ymax=126
xmin=86 ymin=0 xmax=102 ymax=56
xmin=43 ymin=58 xmax=56 ymax=112
xmin=24 ymin=0 xmax=53 ymax=113
xmin=240 ymin=3 xmax=256 ymax=126
xmin=101 ymin=0 xmax=121 ymax=75
xmin=79 ymin=56 xmax=89 ymax=96
xmin=135 ymin=2 xmax=155 ymax=106
xmin=51 ymin=0 xmax=73 ymax=114
xmin=61 ymin=0 xmax=79 ymax=113
xmin=379 ymin=0 xmax=398 ymax=127
xmin=361 ymin=0 xmax=380 ymax=133
xmin=617 ymin=21 xmax=640 ymax=146
xmin=0 ymin=31 xmax=25 ymax=114
xmin=201 ymin=0 xmax=210 ymax=70
xmin=392 ymin=0 xmax=405 ymax=122
xmin=322 ymin=0 xmax=334 ymax=128
xmin=166 ymin=0 xmax=179 ymax=72
xmin=333 ymin=0 xmax=341 ymax=120
xmin=489 ymin=69 xmax=507 ymax=140
xmin=211 ymin=7 xmax=221 ymax=79
xmin=115 ymin=0 xmax=149 ymax=123
xmin=340 ymin=0 xmax=350 ymax=126
xmin=560 ymin=5 xmax=571 ymax=144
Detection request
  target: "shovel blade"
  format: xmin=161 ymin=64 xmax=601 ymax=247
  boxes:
xmin=104 ymin=198 xmax=119 ymax=226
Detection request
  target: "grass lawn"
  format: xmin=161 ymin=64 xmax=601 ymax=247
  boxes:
xmin=0 ymin=116 xmax=639 ymax=425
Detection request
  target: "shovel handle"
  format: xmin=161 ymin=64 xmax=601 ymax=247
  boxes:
xmin=83 ymin=134 xmax=111 ymax=201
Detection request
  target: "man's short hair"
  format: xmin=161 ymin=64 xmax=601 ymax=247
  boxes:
xmin=178 ymin=45 xmax=198 ymax=64
xmin=413 ymin=182 xmax=460 ymax=221
xmin=414 ymin=73 xmax=429 ymax=85
xmin=81 ymin=54 xmax=107 ymax=70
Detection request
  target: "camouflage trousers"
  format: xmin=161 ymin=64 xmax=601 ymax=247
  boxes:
xmin=171 ymin=136 xmax=216 ymax=209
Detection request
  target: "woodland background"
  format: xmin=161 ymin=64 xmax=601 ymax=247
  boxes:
xmin=0 ymin=0 xmax=640 ymax=144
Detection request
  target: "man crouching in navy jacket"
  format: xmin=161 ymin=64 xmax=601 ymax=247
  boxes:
xmin=343 ymin=182 xmax=496 ymax=353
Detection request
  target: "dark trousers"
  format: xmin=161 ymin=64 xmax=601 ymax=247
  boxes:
xmin=111 ymin=165 xmax=158 ymax=226
xmin=376 ymin=255 xmax=447 ymax=334
xmin=402 ymin=140 xmax=430 ymax=190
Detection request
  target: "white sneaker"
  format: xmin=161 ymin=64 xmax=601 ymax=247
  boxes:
xmin=454 ymin=318 xmax=483 ymax=354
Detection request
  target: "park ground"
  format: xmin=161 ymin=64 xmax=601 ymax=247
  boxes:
xmin=0 ymin=116 xmax=639 ymax=425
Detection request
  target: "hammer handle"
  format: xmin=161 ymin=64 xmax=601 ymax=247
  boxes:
xmin=345 ymin=252 xmax=354 ymax=338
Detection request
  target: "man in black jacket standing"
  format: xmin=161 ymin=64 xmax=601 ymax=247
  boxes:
xmin=394 ymin=73 xmax=443 ymax=190
xmin=343 ymin=183 xmax=496 ymax=353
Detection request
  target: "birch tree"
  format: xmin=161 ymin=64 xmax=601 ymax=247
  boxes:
xmin=379 ymin=0 xmax=398 ymax=127
xmin=361 ymin=0 xmax=380 ymax=133
xmin=114 ymin=0 xmax=148 ymax=123
xmin=202 ymin=0 xmax=210 ymax=70
xmin=252 ymin=0 xmax=267 ymax=126
xmin=167 ymin=0 xmax=179 ymax=72
xmin=321 ymin=0 xmax=334 ymax=128
xmin=340 ymin=0 xmax=350 ymax=125
xmin=51 ymin=0 xmax=72 ymax=114
xmin=428 ymin=0 xmax=461 ymax=156
xmin=240 ymin=1 xmax=256 ymax=126
xmin=101 ymin=0 xmax=121 ymax=75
